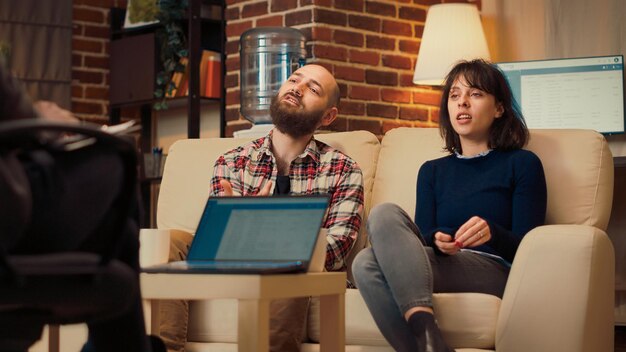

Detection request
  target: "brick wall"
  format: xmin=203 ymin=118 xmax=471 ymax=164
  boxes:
xmin=72 ymin=0 xmax=127 ymax=124
xmin=224 ymin=0 xmax=480 ymax=137
xmin=70 ymin=0 xmax=479 ymax=135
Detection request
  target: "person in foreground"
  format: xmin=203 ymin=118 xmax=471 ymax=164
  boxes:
xmin=0 ymin=65 xmax=164 ymax=351
xmin=160 ymin=64 xmax=364 ymax=352
xmin=352 ymin=59 xmax=547 ymax=352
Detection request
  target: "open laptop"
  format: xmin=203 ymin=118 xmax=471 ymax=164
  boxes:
xmin=143 ymin=195 xmax=329 ymax=274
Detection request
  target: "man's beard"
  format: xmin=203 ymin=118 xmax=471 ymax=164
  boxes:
xmin=270 ymin=93 xmax=325 ymax=138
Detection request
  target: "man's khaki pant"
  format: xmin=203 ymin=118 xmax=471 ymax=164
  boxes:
xmin=159 ymin=230 xmax=310 ymax=352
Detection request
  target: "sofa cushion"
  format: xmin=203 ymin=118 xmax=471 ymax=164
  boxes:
xmin=371 ymin=128 xmax=614 ymax=231
xmin=307 ymin=289 xmax=499 ymax=349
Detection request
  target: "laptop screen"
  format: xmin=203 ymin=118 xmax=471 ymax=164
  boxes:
xmin=188 ymin=196 xmax=329 ymax=262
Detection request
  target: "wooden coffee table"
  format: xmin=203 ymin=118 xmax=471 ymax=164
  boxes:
xmin=140 ymin=272 xmax=346 ymax=352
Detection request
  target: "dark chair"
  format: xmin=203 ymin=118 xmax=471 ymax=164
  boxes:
xmin=0 ymin=119 xmax=144 ymax=351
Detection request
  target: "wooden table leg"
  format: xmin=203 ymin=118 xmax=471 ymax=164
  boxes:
xmin=238 ymin=299 xmax=270 ymax=352
xmin=145 ymin=300 xmax=161 ymax=336
xmin=319 ymin=293 xmax=345 ymax=352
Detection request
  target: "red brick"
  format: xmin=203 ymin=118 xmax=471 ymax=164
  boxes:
xmin=226 ymin=89 xmax=240 ymax=105
xmin=84 ymin=55 xmax=109 ymax=69
xmin=365 ymin=69 xmax=398 ymax=86
xmin=382 ymin=120 xmax=415 ymax=134
xmin=227 ymin=0 xmax=249 ymax=4
xmin=399 ymin=39 xmax=420 ymax=54
xmin=271 ymin=0 xmax=298 ymax=11
xmin=225 ymin=73 xmax=239 ymax=88
xmin=226 ymin=20 xmax=253 ymax=38
xmin=285 ymin=9 xmax=312 ymax=26
xmin=366 ymin=35 xmax=395 ymax=51
xmin=73 ymin=69 xmax=103 ymax=84
xmin=337 ymin=82 xmax=348 ymax=98
xmin=299 ymin=27 xmax=312 ymax=42
xmin=242 ymin=2 xmax=268 ymax=18
xmin=72 ymin=101 xmax=104 ymax=115
xmin=84 ymin=25 xmax=109 ymax=38
xmin=367 ymin=103 xmax=397 ymax=118
xmin=400 ymin=106 xmax=429 ymax=121
xmin=382 ymin=19 xmax=412 ymax=37
xmin=73 ymin=54 xmax=83 ymax=67
xmin=225 ymin=40 xmax=239 ymax=55
xmin=399 ymin=6 xmax=426 ymax=22
xmin=314 ymin=9 xmax=347 ymax=26
xmin=365 ymin=1 xmax=396 ymax=17
xmin=339 ymin=101 xmax=365 ymax=115
xmin=348 ymin=14 xmax=380 ymax=32
xmin=225 ymin=107 xmax=242 ymax=122
xmin=74 ymin=0 xmax=119 ymax=6
xmin=225 ymin=121 xmax=254 ymax=137
xmin=382 ymin=54 xmax=412 ymax=70
xmin=381 ymin=88 xmax=411 ymax=103
xmin=336 ymin=0 xmax=364 ymax=12
xmin=313 ymin=44 xmax=347 ymax=61
xmin=311 ymin=0 xmax=333 ymax=6
xmin=85 ymin=86 xmax=109 ymax=100
xmin=73 ymin=8 xmax=105 ymax=23
xmin=225 ymin=7 xmax=240 ymax=20
xmin=349 ymin=118 xmax=382 ymax=135
xmin=334 ymin=30 xmax=364 ymax=47
xmin=73 ymin=24 xmax=83 ymax=36
xmin=414 ymin=24 xmax=424 ymax=38
xmin=334 ymin=65 xmax=365 ymax=82
xmin=350 ymin=85 xmax=379 ymax=100
xmin=73 ymin=38 xmax=103 ymax=53
xmin=400 ymin=73 xmax=416 ymax=87
xmin=349 ymin=49 xmax=379 ymax=66
xmin=413 ymin=90 xmax=443 ymax=106
xmin=72 ymin=85 xmax=84 ymax=98
xmin=257 ymin=15 xmax=283 ymax=26
xmin=430 ymin=108 xmax=440 ymax=123
xmin=422 ymin=0 xmax=443 ymax=5
xmin=327 ymin=116 xmax=348 ymax=132
xmin=312 ymin=27 xmax=332 ymax=41
xmin=226 ymin=56 xmax=240 ymax=72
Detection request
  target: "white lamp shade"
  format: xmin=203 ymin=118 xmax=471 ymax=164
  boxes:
xmin=413 ymin=3 xmax=491 ymax=86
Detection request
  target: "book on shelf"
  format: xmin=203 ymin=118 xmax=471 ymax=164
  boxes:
xmin=167 ymin=50 xmax=221 ymax=99
xmin=166 ymin=57 xmax=189 ymax=98
xmin=204 ymin=51 xmax=221 ymax=98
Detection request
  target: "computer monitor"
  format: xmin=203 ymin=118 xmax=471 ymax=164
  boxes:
xmin=496 ymin=55 xmax=625 ymax=134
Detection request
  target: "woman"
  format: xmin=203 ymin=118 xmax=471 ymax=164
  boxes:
xmin=352 ymin=59 xmax=547 ymax=352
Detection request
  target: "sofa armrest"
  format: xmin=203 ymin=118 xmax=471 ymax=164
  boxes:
xmin=496 ymin=224 xmax=615 ymax=352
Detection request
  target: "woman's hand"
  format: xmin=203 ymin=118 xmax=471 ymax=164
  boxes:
xmin=454 ymin=216 xmax=491 ymax=248
xmin=434 ymin=231 xmax=461 ymax=255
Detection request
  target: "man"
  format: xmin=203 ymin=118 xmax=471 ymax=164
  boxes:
xmin=0 ymin=65 xmax=164 ymax=351
xmin=160 ymin=64 xmax=364 ymax=351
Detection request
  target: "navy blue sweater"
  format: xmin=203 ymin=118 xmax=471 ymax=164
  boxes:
xmin=415 ymin=149 xmax=547 ymax=263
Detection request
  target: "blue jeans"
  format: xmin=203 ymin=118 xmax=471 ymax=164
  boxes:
xmin=352 ymin=203 xmax=509 ymax=352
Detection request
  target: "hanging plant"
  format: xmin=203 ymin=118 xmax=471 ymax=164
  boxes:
xmin=153 ymin=0 xmax=189 ymax=110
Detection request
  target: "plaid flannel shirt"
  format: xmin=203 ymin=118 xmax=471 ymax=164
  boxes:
xmin=210 ymin=131 xmax=364 ymax=271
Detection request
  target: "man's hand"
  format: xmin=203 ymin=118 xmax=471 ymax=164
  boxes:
xmin=219 ymin=179 xmax=272 ymax=196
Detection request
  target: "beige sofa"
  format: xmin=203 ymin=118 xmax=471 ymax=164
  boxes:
xmin=153 ymin=127 xmax=615 ymax=352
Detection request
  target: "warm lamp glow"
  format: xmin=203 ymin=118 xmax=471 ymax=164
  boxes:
xmin=413 ymin=3 xmax=491 ymax=86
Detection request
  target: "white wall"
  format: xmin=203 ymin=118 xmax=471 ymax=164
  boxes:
xmin=482 ymin=0 xmax=626 ymax=157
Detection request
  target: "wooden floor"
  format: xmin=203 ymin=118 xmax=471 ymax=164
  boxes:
xmin=616 ymin=326 xmax=626 ymax=352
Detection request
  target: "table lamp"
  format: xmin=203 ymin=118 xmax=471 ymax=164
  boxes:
xmin=413 ymin=3 xmax=490 ymax=86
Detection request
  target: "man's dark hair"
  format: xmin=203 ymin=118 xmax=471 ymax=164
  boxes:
xmin=0 ymin=64 xmax=38 ymax=121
